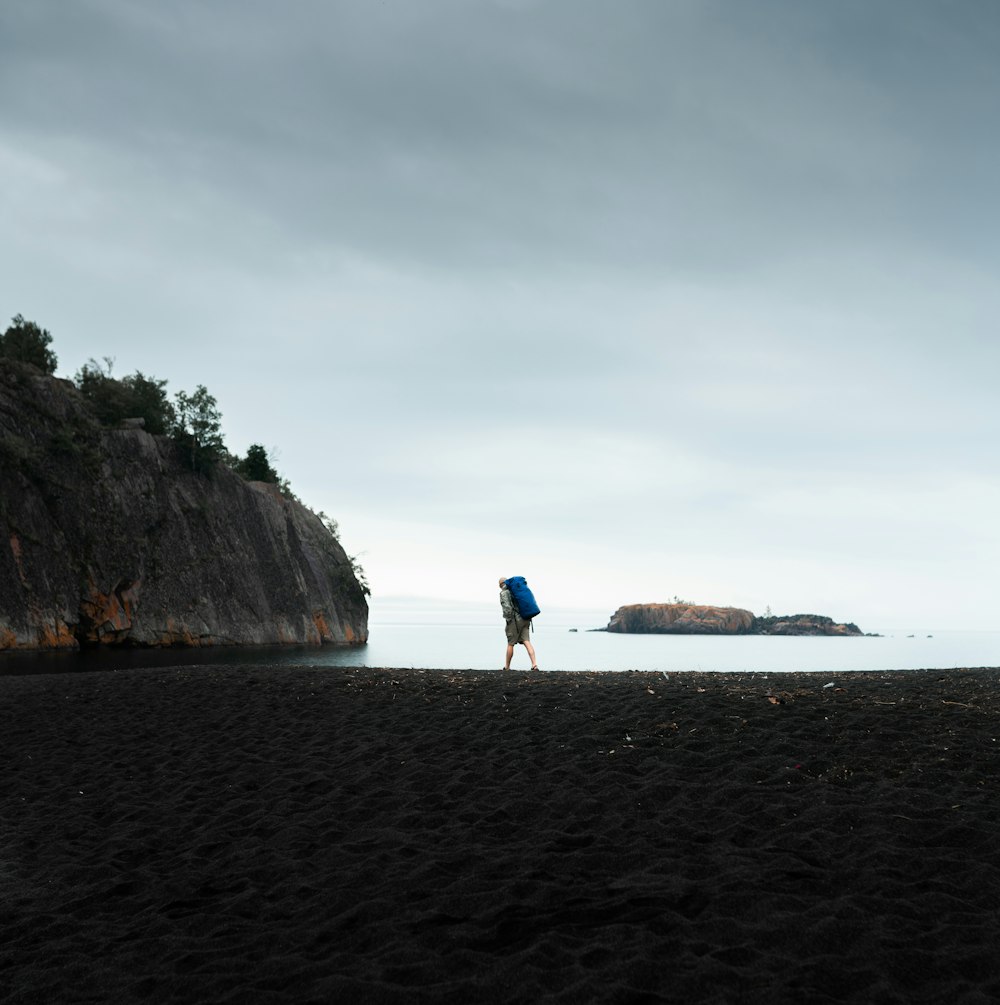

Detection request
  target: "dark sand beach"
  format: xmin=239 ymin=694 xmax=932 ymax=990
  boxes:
xmin=3 ymin=665 xmax=1000 ymax=1003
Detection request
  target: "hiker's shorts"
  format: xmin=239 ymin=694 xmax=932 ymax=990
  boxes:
xmin=505 ymin=617 xmax=531 ymax=645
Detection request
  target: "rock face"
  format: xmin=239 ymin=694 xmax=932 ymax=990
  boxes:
xmin=604 ymin=604 xmax=863 ymax=636
xmin=0 ymin=364 xmax=368 ymax=651
xmin=750 ymin=614 xmax=862 ymax=636
xmin=606 ymin=604 xmax=755 ymax=635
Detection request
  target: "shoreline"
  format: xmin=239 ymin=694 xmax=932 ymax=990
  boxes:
xmin=4 ymin=666 xmax=1000 ymax=1002
xmin=7 ymin=624 xmax=998 ymax=678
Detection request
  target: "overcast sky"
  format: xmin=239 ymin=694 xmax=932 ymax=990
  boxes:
xmin=3 ymin=0 xmax=999 ymax=630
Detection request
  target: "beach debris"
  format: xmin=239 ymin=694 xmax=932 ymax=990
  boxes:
xmin=646 ymin=687 xmax=655 ymax=695
xmin=823 ymin=682 xmax=835 ymax=689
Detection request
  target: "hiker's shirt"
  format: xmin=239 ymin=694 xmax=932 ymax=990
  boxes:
xmin=500 ymin=587 xmax=517 ymax=623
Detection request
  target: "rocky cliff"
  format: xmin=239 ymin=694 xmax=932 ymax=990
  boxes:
xmin=749 ymin=614 xmax=862 ymax=636
xmin=604 ymin=604 xmax=863 ymax=636
xmin=0 ymin=363 xmax=368 ymax=651
xmin=606 ymin=604 xmax=755 ymax=635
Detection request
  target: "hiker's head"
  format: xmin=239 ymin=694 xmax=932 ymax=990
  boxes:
xmin=498 ymin=578 xmax=506 ymax=588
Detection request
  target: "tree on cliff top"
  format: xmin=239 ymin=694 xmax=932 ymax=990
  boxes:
xmin=7 ymin=314 xmax=293 ymax=488
xmin=235 ymin=443 xmax=280 ymax=483
xmin=1 ymin=315 xmax=57 ymax=374
xmin=173 ymin=385 xmax=226 ymax=472
xmin=75 ymin=358 xmax=175 ymax=435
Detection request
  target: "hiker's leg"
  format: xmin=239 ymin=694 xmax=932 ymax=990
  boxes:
xmin=504 ymin=643 xmax=514 ymax=669
xmin=524 ymin=639 xmax=538 ymax=668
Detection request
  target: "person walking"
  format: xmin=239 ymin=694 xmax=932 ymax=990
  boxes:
xmin=499 ymin=577 xmax=539 ymax=671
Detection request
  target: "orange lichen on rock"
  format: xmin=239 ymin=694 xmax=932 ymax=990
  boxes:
xmin=36 ymin=620 xmax=77 ymax=649
xmin=312 ymin=611 xmax=333 ymax=643
xmin=78 ymin=577 xmax=141 ymax=644
xmin=0 ymin=619 xmax=76 ymax=651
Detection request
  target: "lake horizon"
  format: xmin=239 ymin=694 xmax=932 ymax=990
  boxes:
xmin=3 ymin=606 xmax=999 ymax=677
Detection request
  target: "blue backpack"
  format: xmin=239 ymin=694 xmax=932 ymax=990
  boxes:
xmin=506 ymin=576 xmax=540 ymax=620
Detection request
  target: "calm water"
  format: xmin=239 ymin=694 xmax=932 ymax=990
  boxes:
xmin=2 ymin=604 xmax=999 ymax=676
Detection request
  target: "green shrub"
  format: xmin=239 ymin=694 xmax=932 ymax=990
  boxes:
xmin=234 ymin=443 xmax=280 ymax=483
xmin=75 ymin=358 xmax=175 ymax=434
xmin=1 ymin=315 xmax=57 ymax=374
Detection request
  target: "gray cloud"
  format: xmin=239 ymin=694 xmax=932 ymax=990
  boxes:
xmin=10 ymin=0 xmax=998 ymax=275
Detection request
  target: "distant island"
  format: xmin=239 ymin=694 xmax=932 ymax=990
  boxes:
xmin=601 ymin=604 xmax=869 ymax=636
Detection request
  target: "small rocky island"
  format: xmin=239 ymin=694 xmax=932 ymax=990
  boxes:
xmin=603 ymin=604 xmax=864 ymax=636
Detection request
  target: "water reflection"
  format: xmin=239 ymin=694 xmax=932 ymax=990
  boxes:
xmin=0 ymin=642 xmax=369 ymax=676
